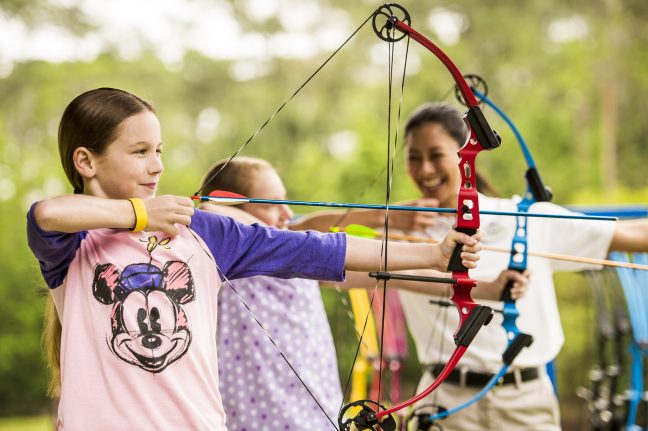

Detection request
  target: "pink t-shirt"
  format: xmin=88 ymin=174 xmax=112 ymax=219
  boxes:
xmin=27 ymin=208 xmax=346 ymax=430
xmin=53 ymin=227 xmax=225 ymax=430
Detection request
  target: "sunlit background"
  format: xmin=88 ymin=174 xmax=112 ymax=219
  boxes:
xmin=1 ymin=0 xmax=647 ymax=429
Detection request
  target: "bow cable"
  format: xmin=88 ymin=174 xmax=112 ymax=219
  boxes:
xmin=194 ymin=11 xmax=378 ymax=430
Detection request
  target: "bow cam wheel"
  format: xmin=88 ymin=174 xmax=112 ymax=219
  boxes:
xmin=338 ymin=399 xmax=397 ymax=431
xmin=372 ymin=3 xmax=411 ymax=42
xmin=455 ymin=74 xmax=489 ymax=107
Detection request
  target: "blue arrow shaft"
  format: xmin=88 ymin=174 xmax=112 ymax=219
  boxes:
xmin=198 ymin=196 xmax=616 ymax=221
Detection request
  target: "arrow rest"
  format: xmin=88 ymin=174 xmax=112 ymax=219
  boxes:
xmin=372 ymin=3 xmax=411 ymax=42
xmin=338 ymin=399 xmax=397 ymax=431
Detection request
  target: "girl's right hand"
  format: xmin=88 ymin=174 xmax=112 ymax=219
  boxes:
xmin=144 ymin=195 xmax=195 ymax=236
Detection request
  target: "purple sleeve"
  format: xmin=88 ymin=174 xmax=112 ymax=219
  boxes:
xmin=26 ymin=202 xmax=87 ymax=289
xmin=190 ymin=209 xmax=346 ymax=282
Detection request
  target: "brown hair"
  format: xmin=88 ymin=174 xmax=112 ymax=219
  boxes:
xmin=404 ymin=102 xmax=499 ymax=197
xmin=58 ymin=88 xmax=155 ymax=194
xmin=200 ymin=157 xmax=274 ymax=198
xmin=44 ymin=88 xmax=155 ymax=397
xmin=42 ymin=296 xmax=61 ymax=398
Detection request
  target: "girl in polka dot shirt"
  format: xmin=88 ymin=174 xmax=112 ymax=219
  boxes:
xmin=199 ymin=157 xmax=486 ymax=431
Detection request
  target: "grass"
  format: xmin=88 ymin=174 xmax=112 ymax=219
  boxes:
xmin=0 ymin=416 xmax=53 ymax=431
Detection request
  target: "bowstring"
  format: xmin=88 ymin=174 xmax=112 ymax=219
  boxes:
xmin=375 ymin=26 xmax=396 ymax=415
xmin=192 ymin=5 xmax=451 ymax=424
xmin=336 ymin=24 xmax=412 ymax=416
xmin=377 ymin=27 xmax=411 ymax=412
xmin=191 ymin=11 xmax=378 ymax=431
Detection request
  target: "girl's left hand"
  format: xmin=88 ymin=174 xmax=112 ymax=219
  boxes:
xmin=438 ymin=229 xmax=482 ymax=270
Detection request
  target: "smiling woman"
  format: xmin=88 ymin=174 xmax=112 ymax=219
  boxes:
xmin=404 ymin=102 xmax=499 ymax=211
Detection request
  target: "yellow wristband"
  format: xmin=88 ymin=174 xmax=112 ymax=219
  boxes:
xmin=128 ymin=198 xmax=148 ymax=232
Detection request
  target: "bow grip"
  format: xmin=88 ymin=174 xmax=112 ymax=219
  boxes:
xmin=447 ymin=227 xmax=477 ymax=272
xmin=499 ymin=267 xmax=524 ymax=302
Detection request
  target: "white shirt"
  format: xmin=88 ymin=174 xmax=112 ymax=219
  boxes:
xmin=398 ymin=194 xmax=615 ymax=371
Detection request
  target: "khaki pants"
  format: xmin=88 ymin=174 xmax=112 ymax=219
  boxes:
xmin=410 ymin=368 xmax=561 ymax=431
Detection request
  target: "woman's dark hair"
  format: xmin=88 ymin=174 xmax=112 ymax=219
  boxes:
xmin=58 ymin=88 xmax=155 ymax=194
xmin=404 ymin=102 xmax=499 ymax=197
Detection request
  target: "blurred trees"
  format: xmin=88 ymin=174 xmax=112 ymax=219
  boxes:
xmin=1 ymin=0 xmax=647 ymax=419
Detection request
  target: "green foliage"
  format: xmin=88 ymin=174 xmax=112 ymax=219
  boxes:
xmin=1 ymin=0 xmax=648 ymax=420
xmin=0 ymin=415 xmax=52 ymax=431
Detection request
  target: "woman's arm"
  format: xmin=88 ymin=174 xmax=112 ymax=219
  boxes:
xmin=35 ymin=194 xmax=194 ymax=235
xmin=291 ymin=209 xmax=384 ymax=232
xmin=290 ymin=197 xmax=440 ymax=232
xmin=609 ymin=219 xmax=648 ymax=252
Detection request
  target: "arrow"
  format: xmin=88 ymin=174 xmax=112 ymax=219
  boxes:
xmin=334 ymin=224 xmax=648 ymax=272
xmin=195 ymin=190 xmax=616 ymax=222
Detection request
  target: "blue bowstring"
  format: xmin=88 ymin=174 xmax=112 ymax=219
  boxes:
xmin=198 ymin=196 xmax=615 ymax=221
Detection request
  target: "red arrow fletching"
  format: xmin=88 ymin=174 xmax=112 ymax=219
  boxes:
xmin=196 ymin=190 xmax=250 ymax=205
xmin=209 ymin=190 xmax=247 ymax=199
